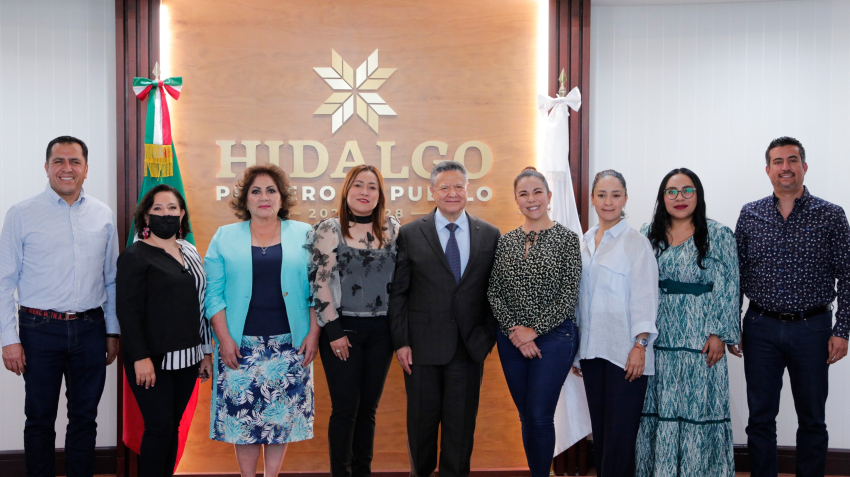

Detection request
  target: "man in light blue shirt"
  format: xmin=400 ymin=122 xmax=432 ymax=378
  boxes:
xmin=0 ymin=136 xmax=119 ymax=477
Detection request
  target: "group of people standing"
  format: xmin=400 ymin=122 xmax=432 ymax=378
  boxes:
xmin=0 ymin=134 xmax=847 ymax=477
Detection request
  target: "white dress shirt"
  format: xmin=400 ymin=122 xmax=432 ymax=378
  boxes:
xmin=576 ymin=219 xmax=659 ymax=374
xmin=0 ymin=185 xmax=119 ymax=346
xmin=434 ymin=208 xmax=470 ymax=277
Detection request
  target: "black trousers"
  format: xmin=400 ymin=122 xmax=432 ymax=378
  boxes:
xmin=404 ymin=334 xmax=483 ymax=477
xmin=125 ymin=357 xmax=199 ymax=477
xmin=581 ymin=358 xmax=648 ymax=477
xmin=320 ymin=326 xmax=394 ymax=477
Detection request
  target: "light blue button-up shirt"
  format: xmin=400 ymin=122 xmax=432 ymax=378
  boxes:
xmin=0 ymin=185 xmax=119 ymax=346
xmin=434 ymin=208 xmax=470 ymax=277
xmin=576 ymin=219 xmax=659 ymax=374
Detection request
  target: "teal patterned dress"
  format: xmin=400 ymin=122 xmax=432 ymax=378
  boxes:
xmin=635 ymin=220 xmax=740 ymax=477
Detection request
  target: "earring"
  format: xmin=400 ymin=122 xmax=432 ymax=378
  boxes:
xmin=142 ymin=226 xmax=150 ymax=239
xmin=516 ymin=208 xmax=522 ymax=215
xmin=547 ymin=204 xmax=552 ymax=210
xmin=178 ymin=227 xmax=182 ymax=240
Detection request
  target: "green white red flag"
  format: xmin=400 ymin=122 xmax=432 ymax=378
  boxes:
xmin=132 ymin=76 xmax=183 ymax=178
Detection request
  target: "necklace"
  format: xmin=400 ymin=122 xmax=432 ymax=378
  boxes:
xmin=351 ymin=214 xmax=372 ymax=224
xmin=251 ymin=220 xmax=280 ymax=255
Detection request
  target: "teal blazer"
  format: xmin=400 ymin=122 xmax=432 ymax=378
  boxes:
xmin=204 ymin=219 xmax=312 ymax=347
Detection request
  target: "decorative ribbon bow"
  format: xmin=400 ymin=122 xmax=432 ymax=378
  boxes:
xmin=537 ymin=86 xmax=581 ymax=117
xmin=132 ymin=76 xmax=183 ymax=178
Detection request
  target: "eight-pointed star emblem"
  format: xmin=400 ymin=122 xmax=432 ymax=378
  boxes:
xmin=313 ymin=49 xmax=396 ymax=134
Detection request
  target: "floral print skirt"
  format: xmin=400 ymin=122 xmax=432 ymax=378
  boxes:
xmin=210 ymin=334 xmax=314 ymax=444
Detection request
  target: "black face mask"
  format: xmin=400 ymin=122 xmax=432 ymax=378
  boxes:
xmin=147 ymin=214 xmax=181 ymax=239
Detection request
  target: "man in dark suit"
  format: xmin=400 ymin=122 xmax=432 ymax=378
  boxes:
xmin=389 ymin=160 xmax=501 ymax=477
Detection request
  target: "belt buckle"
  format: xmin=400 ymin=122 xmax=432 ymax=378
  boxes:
xmin=778 ymin=312 xmax=795 ymax=322
xmin=64 ymin=312 xmax=77 ymax=321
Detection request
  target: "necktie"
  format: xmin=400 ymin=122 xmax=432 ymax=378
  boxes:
xmin=445 ymin=223 xmax=462 ymax=284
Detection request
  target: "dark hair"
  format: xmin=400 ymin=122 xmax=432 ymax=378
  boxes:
xmin=430 ymin=160 xmax=468 ymax=186
xmin=591 ymin=169 xmax=628 ymax=219
xmin=230 ymin=164 xmax=296 ymax=221
xmin=336 ymin=165 xmax=387 ymax=248
xmin=765 ymin=136 xmax=805 ymax=165
xmin=513 ymin=166 xmax=550 ymax=194
xmin=46 ymin=136 xmax=88 ymax=163
xmin=647 ymin=168 xmax=709 ymax=269
xmin=133 ymin=184 xmax=192 ymax=239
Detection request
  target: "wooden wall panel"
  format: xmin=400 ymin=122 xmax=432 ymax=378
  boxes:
xmin=116 ymin=0 xmax=593 ymax=473
xmin=162 ymin=0 xmax=539 ymax=472
xmin=164 ymin=0 xmax=540 ymax=259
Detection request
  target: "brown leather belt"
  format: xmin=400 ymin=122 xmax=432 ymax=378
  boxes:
xmin=748 ymin=301 xmax=830 ymax=323
xmin=19 ymin=306 xmax=101 ymax=321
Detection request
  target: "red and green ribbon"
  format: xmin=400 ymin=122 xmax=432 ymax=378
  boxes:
xmin=132 ymin=77 xmax=183 ymax=177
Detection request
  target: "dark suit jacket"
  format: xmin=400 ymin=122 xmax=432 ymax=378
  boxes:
xmin=389 ymin=209 xmax=501 ymax=365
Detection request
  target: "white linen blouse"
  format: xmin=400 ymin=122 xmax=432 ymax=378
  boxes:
xmin=575 ymin=219 xmax=659 ymax=374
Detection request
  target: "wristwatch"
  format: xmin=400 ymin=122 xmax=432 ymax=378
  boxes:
xmin=635 ymin=337 xmax=648 ymax=349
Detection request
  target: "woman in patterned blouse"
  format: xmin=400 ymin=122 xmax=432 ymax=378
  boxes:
xmin=487 ymin=167 xmax=582 ymax=477
xmin=635 ymin=168 xmax=740 ymax=477
xmin=116 ymin=184 xmax=212 ymax=477
xmin=306 ymin=165 xmax=400 ymax=477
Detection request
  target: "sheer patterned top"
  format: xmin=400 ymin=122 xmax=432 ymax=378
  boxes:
xmin=306 ymin=216 xmax=400 ymax=341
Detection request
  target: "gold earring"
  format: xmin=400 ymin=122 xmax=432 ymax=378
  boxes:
xmin=516 ymin=208 xmax=522 ymax=215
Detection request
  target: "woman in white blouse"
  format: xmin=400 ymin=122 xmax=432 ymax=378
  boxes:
xmin=571 ymin=170 xmax=659 ymax=477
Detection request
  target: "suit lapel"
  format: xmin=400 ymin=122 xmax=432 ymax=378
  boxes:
xmin=459 ymin=212 xmax=481 ymax=284
xmin=420 ymin=208 xmax=454 ymax=276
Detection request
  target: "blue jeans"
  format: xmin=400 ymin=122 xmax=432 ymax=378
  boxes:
xmin=497 ymin=319 xmax=578 ymax=477
xmin=18 ymin=309 xmax=107 ymax=477
xmin=743 ymin=308 xmax=831 ymax=477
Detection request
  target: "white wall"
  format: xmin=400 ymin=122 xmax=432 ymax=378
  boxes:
xmin=590 ymin=0 xmax=850 ymax=447
xmin=0 ymin=0 xmax=117 ymax=451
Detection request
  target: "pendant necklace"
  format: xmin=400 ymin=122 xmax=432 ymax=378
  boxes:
xmin=251 ymin=221 xmax=279 ymax=255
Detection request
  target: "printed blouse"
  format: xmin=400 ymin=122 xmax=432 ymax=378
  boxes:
xmin=162 ymin=240 xmax=212 ymax=370
xmin=306 ymin=216 xmax=400 ymax=341
xmin=488 ymin=222 xmax=582 ymax=337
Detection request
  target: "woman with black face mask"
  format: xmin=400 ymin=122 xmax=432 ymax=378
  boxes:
xmin=116 ymin=184 xmax=212 ymax=477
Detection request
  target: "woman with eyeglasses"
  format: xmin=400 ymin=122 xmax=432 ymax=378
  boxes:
xmin=635 ymin=168 xmax=740 ymax=477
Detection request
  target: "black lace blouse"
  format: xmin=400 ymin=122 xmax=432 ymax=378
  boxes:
xmin=487 ymin=222 xmax=582 ymax=337
xmin=306 ymin=216 xmax=400 ymax=341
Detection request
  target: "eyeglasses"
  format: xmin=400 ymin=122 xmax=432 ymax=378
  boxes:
xmin=664 ymin=187 xmax=696 ymax=200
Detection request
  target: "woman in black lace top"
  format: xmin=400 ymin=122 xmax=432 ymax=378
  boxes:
xmin=487 ymin=167 xmax=581 ymax=477
xmin=306 ymin=165 xmax=400 ymax=477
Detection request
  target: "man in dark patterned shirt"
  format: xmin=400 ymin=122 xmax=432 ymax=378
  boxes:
xmin=733 ymin=136 xmax=849 ymax=477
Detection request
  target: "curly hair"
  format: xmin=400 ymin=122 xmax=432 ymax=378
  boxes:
xmin=133 ymin=184 xmax=192 ymax=239
xmin=230 ymin=163 xmax=296 ymax=221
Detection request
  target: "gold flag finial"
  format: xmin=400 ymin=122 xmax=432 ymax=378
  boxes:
xmin=152 ymin=62 xmax=161 ymax=81
xmin=558 ymin=68 xmax=567 ymax=97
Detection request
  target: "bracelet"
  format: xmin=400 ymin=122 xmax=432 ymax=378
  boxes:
xmin=633 ymin=343 xmax=646 ymax=351
xmin=106 ymin=334 xmax=120 ymax=339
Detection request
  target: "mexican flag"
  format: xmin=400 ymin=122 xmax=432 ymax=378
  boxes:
xmin=124 ymin=75 xmax=198 ymax=472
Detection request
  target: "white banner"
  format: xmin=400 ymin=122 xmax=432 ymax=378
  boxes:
xmin=538 ymin=88 xmax=593 ymax=455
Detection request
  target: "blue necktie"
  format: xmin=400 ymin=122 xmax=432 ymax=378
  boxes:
xmin=445 ymin=223 xmax=462 ymax=284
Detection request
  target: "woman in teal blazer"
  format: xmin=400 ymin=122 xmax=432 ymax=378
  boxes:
xmin=204 ymin=164 xmax=318 ymax=477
